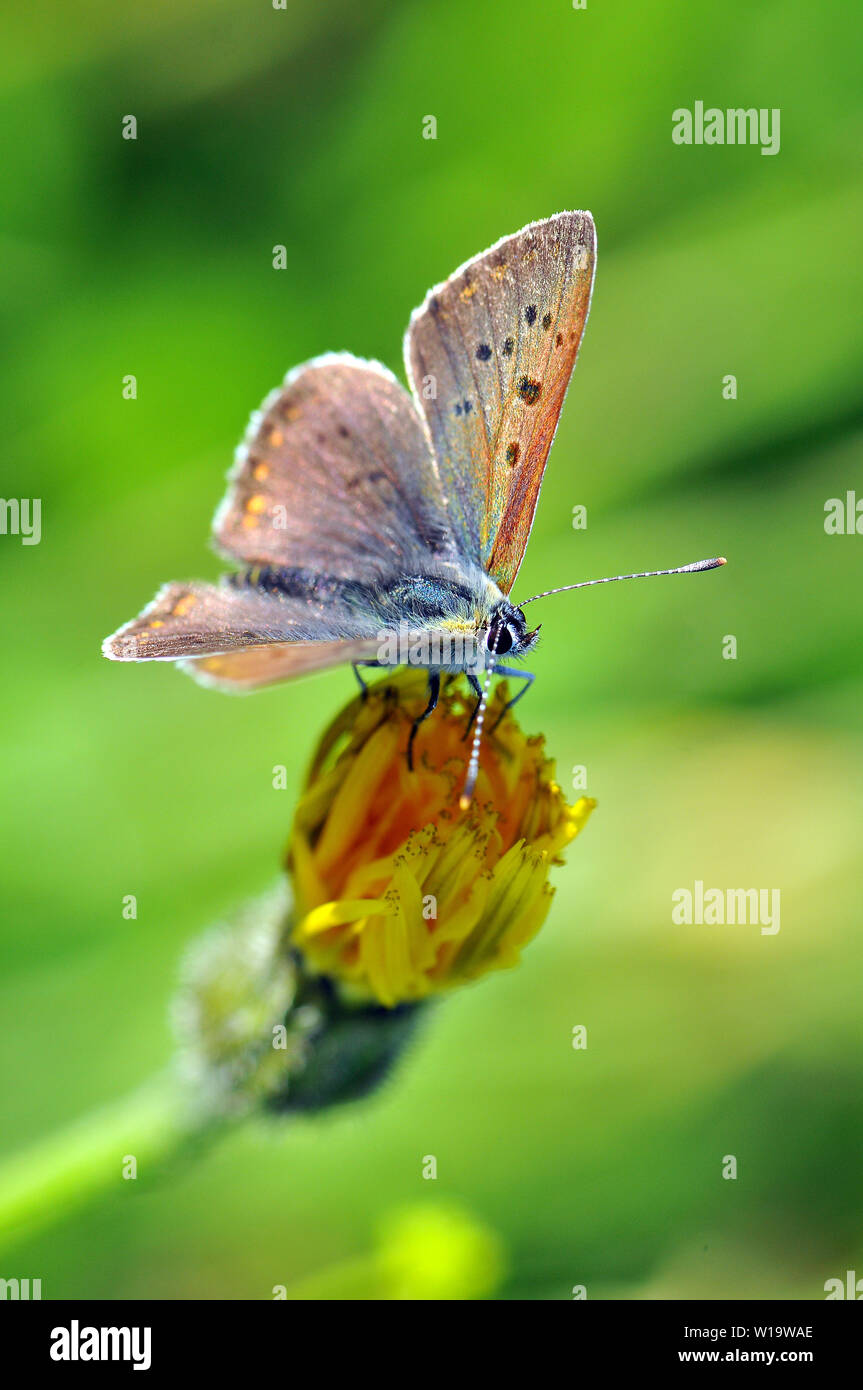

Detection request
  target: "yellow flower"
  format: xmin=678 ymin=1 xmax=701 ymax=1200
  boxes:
xmin=287 ymin=669 xmax=595 ymax=1007
xmin=375 ymin=1204 xmax=506 ymax=1300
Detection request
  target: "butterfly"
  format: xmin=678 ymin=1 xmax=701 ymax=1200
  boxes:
xmin=103 ymin=211 xmax=724 ymax=804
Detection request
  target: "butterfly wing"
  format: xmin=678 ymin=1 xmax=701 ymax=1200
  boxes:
xmin=102 ymin=580 xmax=381 ymax=665
xmin=180 ymin=639 xmax=382 ymax=691
xmin=103 ymin=354 xmax=472 ymax=683
xmin=101 ymin=581 xmax=472 ymax=690
xmin=404 ymin=211 xmax=596 ymax=595
xmin=212 ymin=352 xmax=459 ymax=580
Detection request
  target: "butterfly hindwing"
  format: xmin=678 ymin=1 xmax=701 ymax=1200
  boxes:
xmin=213 ymin=353 xmax=458 ymax=581
xmin=405 ymin=211 xmax=596 ymax=594
xmin=101 ymin=580 xmax=379 ymax=663
xmin=180 ymin=639 xmax=383 ymax=691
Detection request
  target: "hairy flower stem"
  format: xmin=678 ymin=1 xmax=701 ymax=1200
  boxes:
xmin=0 ymin=1075 xmax=211 ymax=1253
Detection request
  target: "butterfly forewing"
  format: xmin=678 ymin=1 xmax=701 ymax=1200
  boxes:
xmin=405 ymin=211 xmax=596 ymax=594
xmin=213 ymin=353 xmax=457 ymax=580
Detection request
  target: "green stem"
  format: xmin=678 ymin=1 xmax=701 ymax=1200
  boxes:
xmin=0 ymin=1073 xmax=206 ymax=1252
xmin=282 ymin=1252 xmax=384 ymax=1300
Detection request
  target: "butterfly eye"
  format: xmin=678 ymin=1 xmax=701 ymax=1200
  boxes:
xmin=487 ymin=621 xmax=514 ymax=655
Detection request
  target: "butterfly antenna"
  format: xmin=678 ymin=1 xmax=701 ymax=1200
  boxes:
xmin=515 ymin=556 xmax=726 ymax=606
xmin=459 ymin=625 xmax=502 ymax=811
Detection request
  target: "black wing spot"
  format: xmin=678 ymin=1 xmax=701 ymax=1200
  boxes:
xmin=347 ymin=469 xmax=386 ymax=490
xmin=542 ymin=312 xmax=552 ymax=330
xmin=517 ymin=377 xmax=542 ymax=406
xmin=475 ymin=343 xmax=492 ymax=361
xmin=503 ymin=337 xmax=515 ymax=357
xmin=416 ymin=522 xmax=449 ymax=555
xmin=463 ymin=399 xmax=472 ymax=414
xmin=555 ymin=331 xmax=564 ymax=346
xmin=454 ymin=402 xmax=463 ymax=416
xmin=505 ymin=442 xmax=520 ymax=465
xmin=525 ymin=305 xmax=537 ymax=326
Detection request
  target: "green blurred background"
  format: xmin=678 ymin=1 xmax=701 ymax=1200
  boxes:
xmin=2 ymin=0 xmax=862 ymax=1299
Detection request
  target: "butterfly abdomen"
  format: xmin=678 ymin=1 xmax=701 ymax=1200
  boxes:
xmin=228 ymin=565 xmax=369 ymax=607
xmin=228 ymin=564 xmax=491 ymax=637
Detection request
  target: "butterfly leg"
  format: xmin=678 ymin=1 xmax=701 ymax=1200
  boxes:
xmin=407 ymin=670 xmax=441 ymax=771
xmin=489 ymin=667 xmax=535 ymax=733
xmin=352 ymin=660 xmax=381 ymax=701
xmin=462 ymin=672 xmax=483 ymax=741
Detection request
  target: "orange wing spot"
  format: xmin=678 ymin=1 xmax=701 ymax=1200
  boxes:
xmin=491 ymin=262 xmax=508 ymax=281
xmin=459 ymin=281 xmax=478 ymax=302
xmin=172 ymin=594 xmax=197 ymax=617
xmin=253 ymin=462 xmax=270 ymax=481
xmin=246 ymin=494 xmax=268 ymax=514
xmin=242 ymin=514 xmax=258 ymax=530
xmin=285 ymin=406 xmax=301 ymax=422
xmin=149 ymin=619 xmax=165 ymax=629
xmin=268 ymin=429 xmax=283 ymax=447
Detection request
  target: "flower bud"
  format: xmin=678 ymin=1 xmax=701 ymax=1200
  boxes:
xmin=288 ymin=670 xmax=595 ymax=1006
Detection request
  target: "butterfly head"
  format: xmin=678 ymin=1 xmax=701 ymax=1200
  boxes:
xmin=486 ymin=602 xmax=540 ymax=661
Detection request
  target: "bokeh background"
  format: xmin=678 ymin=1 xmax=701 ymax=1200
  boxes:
xmin=2 ymin=0 xmax=862 ymax=1299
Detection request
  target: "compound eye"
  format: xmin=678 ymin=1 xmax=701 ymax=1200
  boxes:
xmin=487 ymin=622 xmax=514 ymax=655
